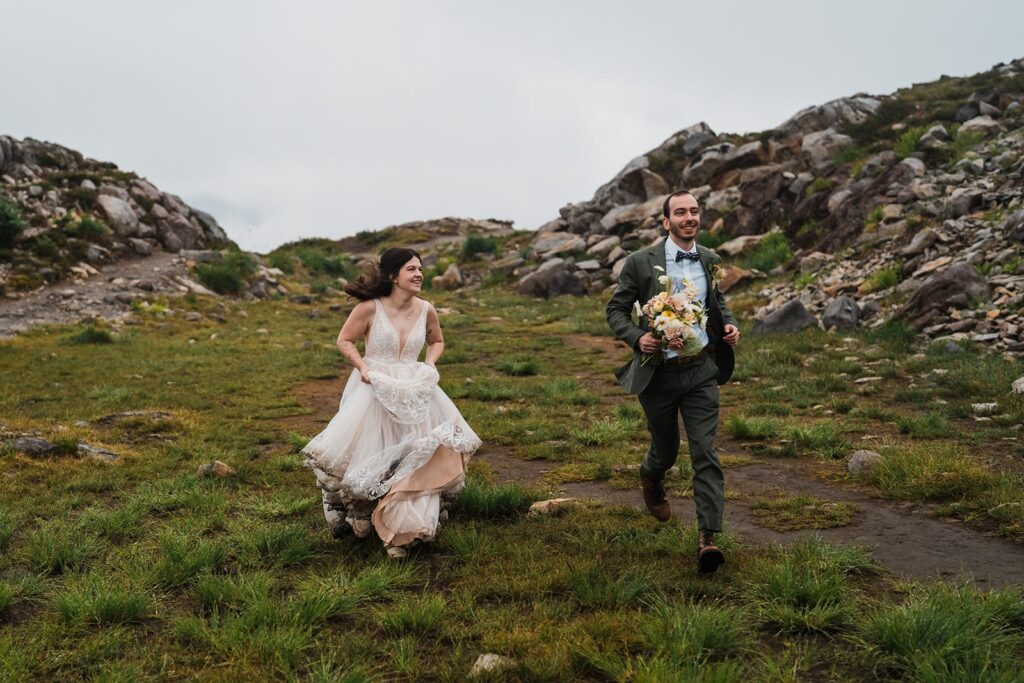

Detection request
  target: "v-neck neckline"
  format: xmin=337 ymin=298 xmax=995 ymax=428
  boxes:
xmin=377 ymin=298 xmax=422 ymax=359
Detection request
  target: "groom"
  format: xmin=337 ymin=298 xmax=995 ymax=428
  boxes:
xmin=606 ymin=189 xmax=740 ymax=574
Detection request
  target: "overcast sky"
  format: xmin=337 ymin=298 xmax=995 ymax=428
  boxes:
xmin=3 ymin=2 xmax=1022 ymax=252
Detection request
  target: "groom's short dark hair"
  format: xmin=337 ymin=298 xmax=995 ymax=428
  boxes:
xmin=662 ymin=189 xmax=695 ymax=218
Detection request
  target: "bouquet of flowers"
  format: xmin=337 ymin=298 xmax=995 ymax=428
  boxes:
xmin=633 ymin=266 xmax=708 ymax=366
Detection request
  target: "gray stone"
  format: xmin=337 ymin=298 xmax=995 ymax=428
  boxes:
xmin=127 ymin=238 xmax=153 ymax=256
xmin=899 ymin=157 xmax=926 ymax=176
xmin=85 ymin=244 xmax=112 ymax=263
xmin=847 ymin=450 xmax=882 ymax=474
xmin=900 ymin=228 xmax=938 ymax=257
xmin=97 ymin=195 xmax=140 ymax=237
xmin=799 ymin=251 xmax=830 ymax=274
xmin=827 ymin=189 xmax=852 ymax=212
xmin=801 ymin=128 xmax=853 ymax=166
xmin=978 ymin=101 xmax=1000 ymax=117
xmin=754 ymin=300 xmax=817 ymax=334
xmin=80 ymin=179 xmax=97 ymax=191
xmin=7 ymin=436 xmax=55 ymax=456
xmin=897 ymin=262 xmax=990 ymax=327
xmin=598 ymin=195 xmax=665 ymax=232
xmin=1012 ymin=376 xmax=1024 ymax=395
xmin=517 ymin=260 xmax=585 ymax=298
xmin=586 ymin=235 xmax=621 ymax=257
xmin=945 ymin=188 xmax=985 ymax=218
xmin=470 ymin=653 xmax=516 ymax=677
xmin=822 ymin=296 xmax=860 ymax=330
xmin=778 ymin=96 xmax=881 ymax=136
xmin=575 ymin=259 xmax=601 ymax=271
xmin=958 ymin=115 xmax=999 ymax=136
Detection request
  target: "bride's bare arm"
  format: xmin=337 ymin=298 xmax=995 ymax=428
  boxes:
xmin=337 ymin=301 xmax=374 ymax=382
xmin=424 ymin=304 xmax=444 ymax=367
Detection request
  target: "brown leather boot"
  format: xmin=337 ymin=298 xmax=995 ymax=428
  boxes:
xmin=640 ymin=474 xmax=671 ymax=522
xmin=697 ymin=530 xmax=725 ymax=574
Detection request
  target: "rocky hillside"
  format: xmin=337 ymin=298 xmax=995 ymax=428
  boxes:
xmin=520 ymin=58 xmax=1024 ymax=353
xmin=0 ymin=136 xmax=232 ymax=293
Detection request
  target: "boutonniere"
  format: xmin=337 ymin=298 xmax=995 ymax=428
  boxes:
xmin=710 ymin=263 xmax=725 ymax=290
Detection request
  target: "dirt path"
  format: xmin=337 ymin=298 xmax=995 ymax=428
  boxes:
xmin=0 ymin=251 xmax=194 ymax=337
xmin=284 ymin=355 xmax=1024 ymax=588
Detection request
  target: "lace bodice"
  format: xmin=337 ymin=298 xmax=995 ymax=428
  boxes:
xmin=365 ymin=299 xmax=428 ymax=364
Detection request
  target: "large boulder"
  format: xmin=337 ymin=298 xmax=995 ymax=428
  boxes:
xmin=801 ymin=128 xmax=853 ymax=167
xmin=516 ymin=259 xmax=585 ymax=298
xmin=896 ymin=263 xmax=990 ymax=328
xmin=599 ymin=195 xmax=666 ymax=232
xmin=96 ymin=195 xmax=140 ymax=237
xmin=754 ymin=300 xmax=818 ymax=334
xmin=778 ymin=96 xmax=882 ymax=137
xmin=739 ymin=170 xmax=786 ymax=210
xmin=822 ymin=296 xmax=860 ymax=330
xmin=958 ymin=115 xmax=999 ymax=137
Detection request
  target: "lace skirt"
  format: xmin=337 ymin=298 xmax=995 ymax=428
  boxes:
xmin=302 ymin=359 xmax=481 ymax=514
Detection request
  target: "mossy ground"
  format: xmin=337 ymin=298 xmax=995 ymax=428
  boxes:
xmin=2 ymin=287 xmax=1023 ymax=680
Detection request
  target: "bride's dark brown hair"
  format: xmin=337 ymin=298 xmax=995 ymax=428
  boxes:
xmin=344 ymin=247 xmax=423 ymax=301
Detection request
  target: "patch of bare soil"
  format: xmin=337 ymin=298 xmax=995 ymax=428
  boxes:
xmin=0 ymin=252 xmax=191 ymax=337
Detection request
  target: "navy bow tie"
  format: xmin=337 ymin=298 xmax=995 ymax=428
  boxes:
xmin=675 ymin=250 xmax=700 ymax=263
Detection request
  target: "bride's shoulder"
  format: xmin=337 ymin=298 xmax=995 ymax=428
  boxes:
xmin=351 ymin=299 xmax=377 ymax=317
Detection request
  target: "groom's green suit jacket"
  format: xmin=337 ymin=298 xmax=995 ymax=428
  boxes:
xmin=605 ymin=239 xmax=737 ymax=395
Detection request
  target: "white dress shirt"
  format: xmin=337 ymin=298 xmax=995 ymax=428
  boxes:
xmin=663 ymin=238 xmax=709 ymax=358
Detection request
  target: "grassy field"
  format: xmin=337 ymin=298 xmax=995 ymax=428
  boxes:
xmin=2 ymin=285 xmax=1024 ymax=681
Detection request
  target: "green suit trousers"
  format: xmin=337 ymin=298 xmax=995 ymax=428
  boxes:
xmin=638 ymin=354 xmax=724 ymax=532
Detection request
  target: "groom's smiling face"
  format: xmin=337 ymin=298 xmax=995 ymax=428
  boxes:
xmin=662 ymin=193 xmax=701 ymax=246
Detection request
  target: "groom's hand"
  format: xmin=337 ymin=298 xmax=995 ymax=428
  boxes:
xmin=638 ymin=333 xmax=660 ymax=354
xmin=722 ymin=324 xmax=740 ymax=346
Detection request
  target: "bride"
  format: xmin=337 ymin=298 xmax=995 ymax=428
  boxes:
xmin=302 ymin=247 xmax=481 ymax=558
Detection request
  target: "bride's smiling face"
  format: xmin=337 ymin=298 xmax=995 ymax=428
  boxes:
xmin=392 ymin=257 xmax=423 ymax=293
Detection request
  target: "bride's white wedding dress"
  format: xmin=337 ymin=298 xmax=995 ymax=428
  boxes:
xmin=303 ymin=298 xmax=480 ymax=549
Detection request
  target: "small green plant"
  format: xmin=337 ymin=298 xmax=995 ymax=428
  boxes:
xmin=893 ymin=124 xmax=928 ymax=159
xmin=833 ymin=146 xmax=868 ymax=165
xmin=695 ymin=230 xmax=730 ymax=249
xmin=727 ymin=414 xmax=782 ymax=440
xmin=62 ymin=325 xmax=115 ymax=345
xmin=948 ymin=130 xmax=986 ymax=163
xmin=24 ymin=523 xmax=95 ymax=574
xmin=451 ymin=477 xmax=531 ymax=519
xmin=0 ymin=193 xmax=27 ymax=248
xmin=195 ymin=251 xmax=256 ymax=295
xmin=795 ymin=219 xmax=821 ymax=239
xmin=70 ymin=216 xmax=112 ymax=243
xmin=804 ymin=177 xmax=836 ymax=197
xmin=859 ymin=266 xmax=901 ymax=294
xmin=151 ymin=533 xmax=227 ymax=589
xmin=857 ymin=583 xmax=1024 ymax=681
xmin=375 ymin=594 xmax=446 ymax=635
xmin=793 ymin=272 xmax=815 ymax=289
xmin=55 ymin=573 xmax=153 ymax=626
xmin=740 ymin=232 xmax=792 ymax=272
xmin=495 ymin=356 xmax=540 ymax=376
xmin=571 ymin=568 xmax=649 ymax=609
xmin=461 ymin=234 xmax=498 ymax=260
xmin=864 ymin=443 xmax=991 ymax=501
xmin=863 ymin=205 xmax=885 ymax=232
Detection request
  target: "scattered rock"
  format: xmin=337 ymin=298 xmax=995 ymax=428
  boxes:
xmin=753 ymin=300 xmax=817 ymax=334
xmin=528 ymin=498 xmax=577 ymax=515
xmin=847 ymin=450 xmax=883 ymax=474
xmin=197 ymin=460 xmax=236 ymax=477
xmin=822 ymin=296 xmax=860 ymax=330
xmin=6 ymin=436 xmax=55 ymax=456
xmin=470 ymin=654 xmax=517 ymax=677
